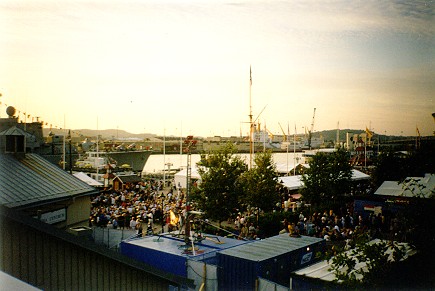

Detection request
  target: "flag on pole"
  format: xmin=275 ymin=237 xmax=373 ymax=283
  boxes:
xmin=416 ymin=126 xmax=420 ymax=137
xmin=365 ymin=127 xmax=373 ymax=139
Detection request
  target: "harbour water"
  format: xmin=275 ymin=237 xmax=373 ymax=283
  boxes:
xmin=142 ymin=152 xmax=304 ymax=174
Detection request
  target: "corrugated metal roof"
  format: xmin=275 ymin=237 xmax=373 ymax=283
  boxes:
xmin=375 ymin=174 xmax=435 ymax=198
xmin=293 ymin=239 xmax=417 ymax=282
xmin=0 ymin=205 xmax=195 ymax=289
xmin=218 ymin=234 xmax=324 ymax=261
xmin=0 ymin=153 xmax=98 ymax=208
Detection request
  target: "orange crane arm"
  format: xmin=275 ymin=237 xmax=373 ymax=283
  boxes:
xmin=278 ymin=122 xmax=287 ymax=142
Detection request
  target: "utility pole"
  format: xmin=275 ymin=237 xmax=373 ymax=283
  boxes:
xmin=183 ymin=135 xmax=197 ymax=243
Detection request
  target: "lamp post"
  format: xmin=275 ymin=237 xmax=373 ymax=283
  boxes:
xmin=160 ymin=192 xmax=165 ymax=234
xmin=67 ymin=130 xmax=72 ymax=174
xmin=183 ymin=135 xmax=197 ymax=242
xmin=165 ymin=162 xmax=173 ymax=187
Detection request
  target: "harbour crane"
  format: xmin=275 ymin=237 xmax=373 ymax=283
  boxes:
xmin=278 ymin=122 xmax=287 ymax=142
xmin=307 ymin=108 xmax=316 ymax=149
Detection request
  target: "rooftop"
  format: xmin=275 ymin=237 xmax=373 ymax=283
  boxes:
xmin=218 ymin=234 xmax=324 ymax=261
xmin=0 ymin=153 xmax=98 ymax=209
xmin=375 ymin=173 xmax=435 ymax=198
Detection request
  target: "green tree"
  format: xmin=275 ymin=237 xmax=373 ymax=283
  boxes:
xmin=371 ymin=150 xmax=410 ymax=189
xmin=191 ymin=143 xmax=247 ymax=225
xmin=396 ymin=177 xmax=435 ymax=286
xmin=371 ymin=143 xmax=435 ymax=190
xmin=238 ymin=151 xmax=279 ymax=212
xmin=301 ymin=148 xmax=353 ymax=207
xmin=329 ymin=235 xmax=405 ymax=288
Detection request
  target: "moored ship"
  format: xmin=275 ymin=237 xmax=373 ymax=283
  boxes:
xmin=80 ymin=149 xmax=151 ymax=172
xmin=0 ymin=106 xmax=151 ymax=172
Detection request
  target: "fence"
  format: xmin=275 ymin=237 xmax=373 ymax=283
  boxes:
xmin=92 ymin=227 xmax=138 ymax=250
xmin=187 ymin=260 xmax=218 ymax=291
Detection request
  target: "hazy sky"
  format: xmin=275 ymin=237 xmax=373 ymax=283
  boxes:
xmin=1 ymin=0 xmax=434 ymax=137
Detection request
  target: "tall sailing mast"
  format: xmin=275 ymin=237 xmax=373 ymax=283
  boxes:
xmin=249 ymin=66 xmax=253 ymax=169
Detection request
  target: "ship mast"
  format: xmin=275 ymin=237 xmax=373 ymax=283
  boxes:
xmin=249 ymin=66 xmax=253 ymax=169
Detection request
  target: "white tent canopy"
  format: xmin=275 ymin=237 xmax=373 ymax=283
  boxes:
xmin=174 ymin=167 xmax=201 ymax=189
xmin=279 ymin=169 xmax=370 ymax=190
xmin=351 ymin=169 xmax=370 ymax=181
xmin=375 ymin=173 xmax=434 ymax=198
xmin=73 ymin=172 xmax=103 ymax=187
xmin=174 ymin=165 xmax=370 ymax=191
xmin=278 ymin=175 xmax=304 ymax=190
xmin=276 ymin=163 xmax=309 ymax=174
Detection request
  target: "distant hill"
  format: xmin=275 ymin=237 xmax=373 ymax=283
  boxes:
xmin=43 ymin=128 xmax=355 ymax=140
xmin=42 ymin=128 xmax=156 ymax=139
xmin=43 ymin=127 xmax=410 ymax=141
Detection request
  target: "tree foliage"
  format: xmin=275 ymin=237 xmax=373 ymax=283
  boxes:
xmin=399 ymin=177 xmax=435 ymax=259
xmin=318 ymin=143 xmax=434 ymax=288
xmin=301 ymin=148 xmax=353 ymax=207
xmin=371 ymin=143 xmax=435 ymax=189
xmin=191 ymin=143 xmax=248 ymax=224
xmin=238 ymin=151 xmax=279 ymax=212
xmin=329 ymin=234 xmax=406 ymax=288
xmin=371 ymin=150 xmax=411 ymax=189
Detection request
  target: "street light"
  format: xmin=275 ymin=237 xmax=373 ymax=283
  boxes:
xmin=67 ymin=130 xmax=72 ymax=174
xmin=183 ymin=135 xmax=197 ymax=241
xmin=160 ymin=192 xmax=165 ymax=234
xmin=165 ymin=162 xmax=173 ymax=186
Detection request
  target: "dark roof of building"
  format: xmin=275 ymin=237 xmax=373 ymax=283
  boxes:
xmin=114 ymin=174 xmax=141 ymax=183
xmin=0 ymin=125 xmax=30 ymax=136
xmin=0 ymin=153 xmax=98 ymax=209
xmin=0 ymin=205 xmax=195 ymax=288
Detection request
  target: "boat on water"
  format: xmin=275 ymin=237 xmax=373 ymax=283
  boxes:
xmin=72 ymin=151 xmax=138 ymax=185
xmin=80 ymin=139 xmax=152 ymax=172
xmin=0 ymin=106 xmax=152 ymax=172
xmin=81 ymin=149 xmax=151 ymax=172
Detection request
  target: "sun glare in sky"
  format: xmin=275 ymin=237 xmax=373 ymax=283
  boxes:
xmin=0 ymin=0 xmax=434 ymax=137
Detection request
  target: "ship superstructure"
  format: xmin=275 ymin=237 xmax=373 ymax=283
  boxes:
xmin=0 ymin=106 xmax=151 ymax=173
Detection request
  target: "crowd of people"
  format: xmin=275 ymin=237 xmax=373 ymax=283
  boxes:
xmin=89 ymin=179 xmax=187 ymax=236
xmin=89 ymin=178 xmax=399 ymax=246
xmin=275 ymin=207 xmax=400 ymax=248
xmin=233 ymin=212 xmax=261 ymax=240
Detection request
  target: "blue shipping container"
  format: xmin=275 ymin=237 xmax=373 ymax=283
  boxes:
xmin=120 ymin=234 xmax=250 ymax=278
xmin=217 ymin=234 xmax=325 ymax=290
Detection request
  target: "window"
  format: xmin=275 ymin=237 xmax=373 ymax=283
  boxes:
xmin=5 ymin=135 xmax=25 ymax=153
